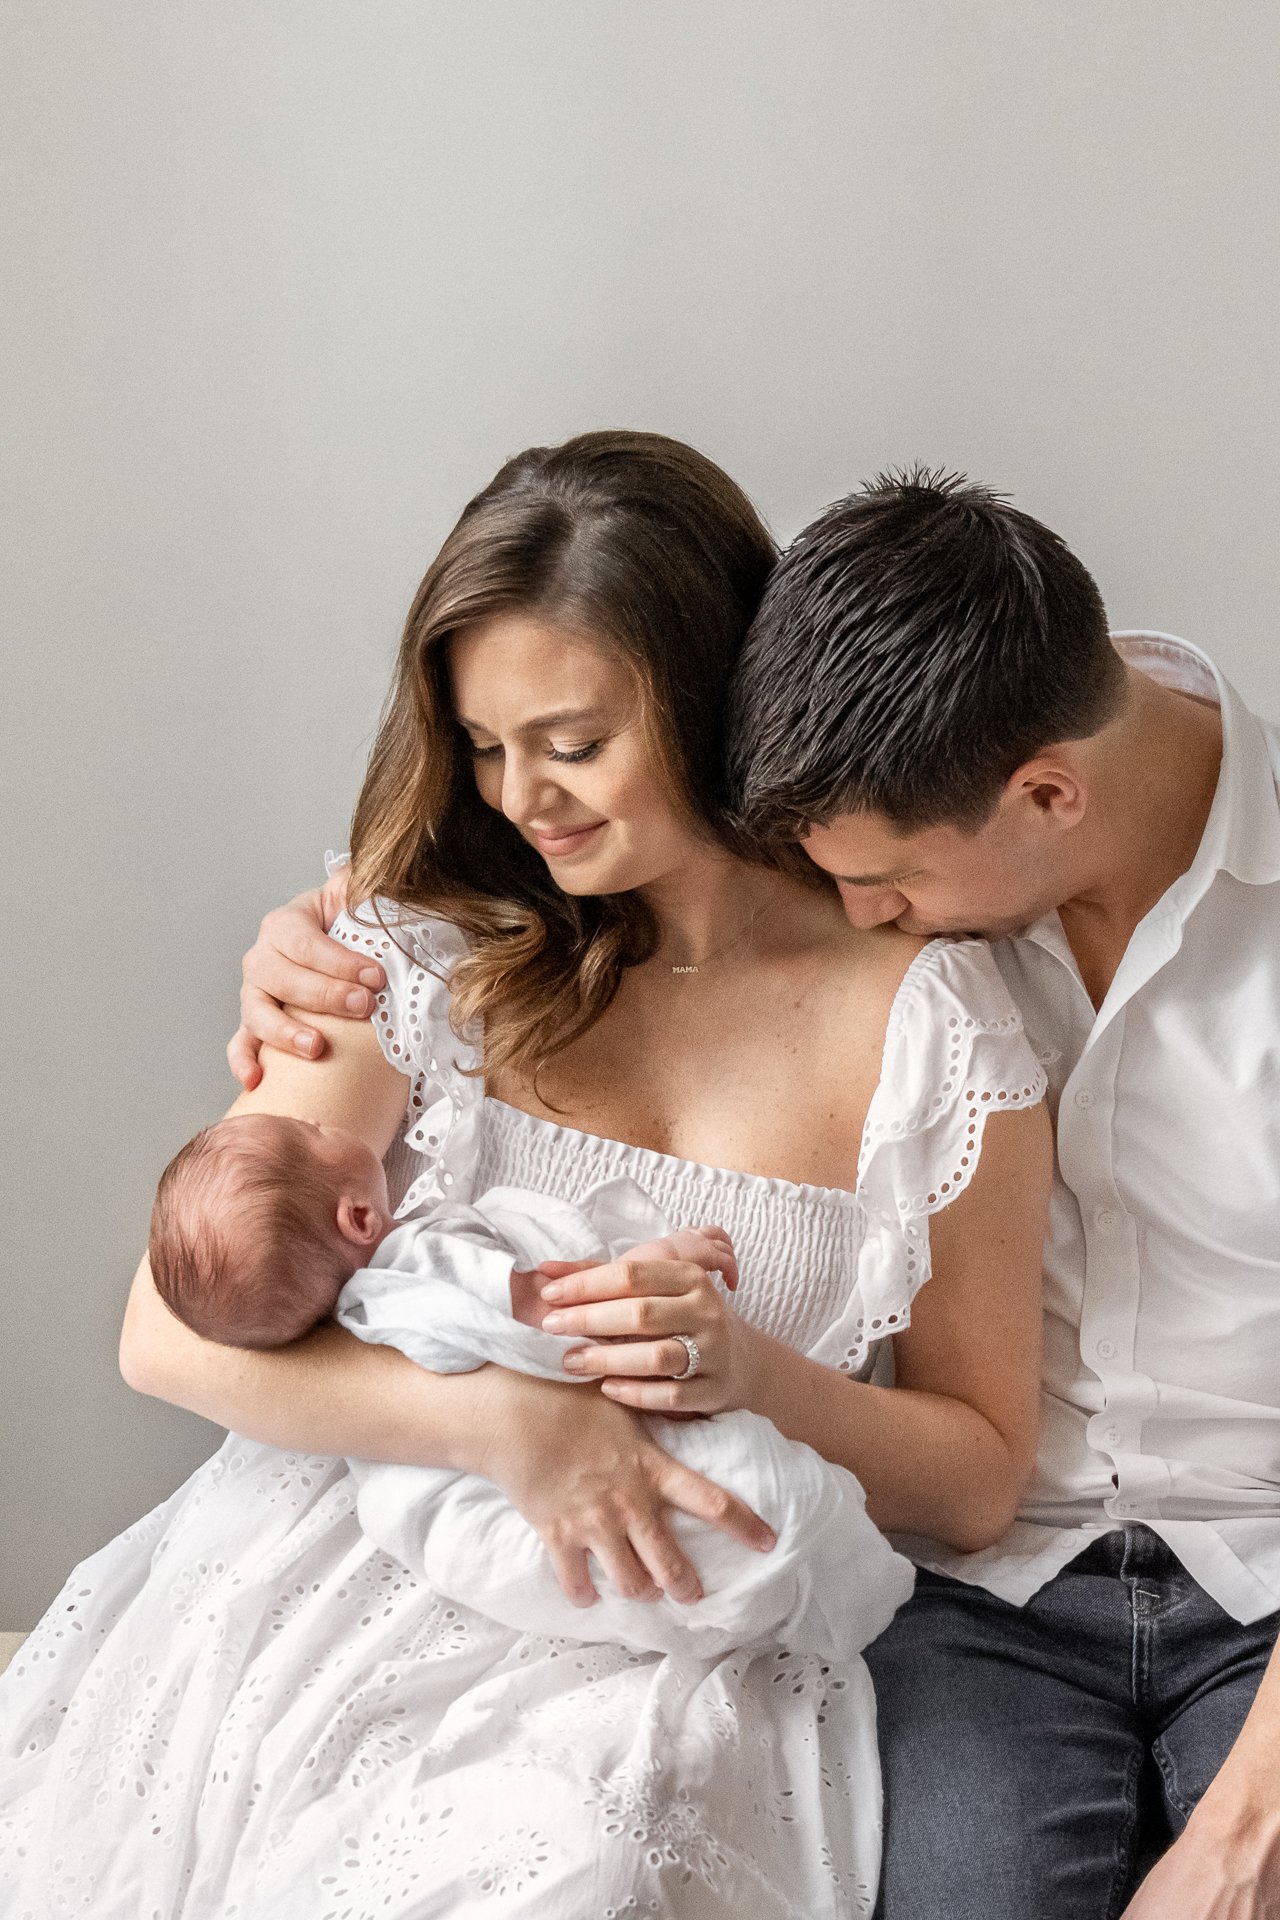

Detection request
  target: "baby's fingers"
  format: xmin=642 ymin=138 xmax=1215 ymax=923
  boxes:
xmin=537 ymin=1260 xmax=602 ymax=1281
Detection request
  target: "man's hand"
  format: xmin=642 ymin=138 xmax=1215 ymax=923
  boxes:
xmin=229 ymin=868 xmax=384 ymax=1087
xmin=1121 ymin=1803 xmax=1280 ymax=1918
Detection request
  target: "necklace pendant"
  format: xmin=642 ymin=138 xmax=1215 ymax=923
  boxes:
xmin=671 ymin=963 xmax=700 ymax=975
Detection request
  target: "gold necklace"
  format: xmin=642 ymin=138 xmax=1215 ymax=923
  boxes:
xmin=665 ymin=900 xmax=771 ymax=976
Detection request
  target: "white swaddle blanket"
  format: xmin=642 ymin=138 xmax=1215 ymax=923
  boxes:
xmin=336 ymin=1175 xmax=914 ymax=1659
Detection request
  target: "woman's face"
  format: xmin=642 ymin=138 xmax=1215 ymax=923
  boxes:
xmin=448 ymin=614 xmax=703 ymax=897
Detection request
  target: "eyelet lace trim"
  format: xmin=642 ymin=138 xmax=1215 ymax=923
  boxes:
xmin=810 ymin=938 xmax=1048 ymax=1380
xmin=330 ymin=905 xmax=481 ymax=1215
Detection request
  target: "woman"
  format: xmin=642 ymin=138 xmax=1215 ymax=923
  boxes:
xmin=0 ymin=432 xmax=1050 ymax=1917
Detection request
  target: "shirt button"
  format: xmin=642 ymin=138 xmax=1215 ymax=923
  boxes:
xmin=1095 ymin=1209 xmax=1118 ymax=1232
xmin=1114 ymin=1500 xmax=1134 ymax=1517
xmin=1104 ymin=1426 xmax=1120 ymax=1445
xmin=1074 ymin=1089 xmax=1095 ymax=1109
xmin=1097 ymin=1339 xmax=1117 ymax=1360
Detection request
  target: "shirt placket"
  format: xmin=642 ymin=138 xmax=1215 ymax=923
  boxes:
xmin=1059 ymin=1007 xmax=1172 ymax=1522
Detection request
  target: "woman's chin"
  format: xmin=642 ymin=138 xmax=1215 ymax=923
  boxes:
xmin=546 ymin=854 xmax=645 ymax=898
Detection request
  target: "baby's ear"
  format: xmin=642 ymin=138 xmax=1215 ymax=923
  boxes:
xmin=335 ymin=1196 xmax=383 ymax=1250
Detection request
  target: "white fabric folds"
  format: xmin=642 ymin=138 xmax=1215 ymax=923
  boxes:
xmin=336 ymin=1176 xmax=916 ymax=1659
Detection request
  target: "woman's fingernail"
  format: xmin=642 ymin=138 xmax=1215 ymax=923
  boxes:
xmin=757 ymin=1531 xmax=777 ymax=1552
xmin=562 ymin=1352 xmax=586 ymax=1372
xmin=346 ymin=988 xmax=370 ymax=1013
xmin=295 ymin=1033 xmax=320 ymax=1057
xmin=541 ymin=1283 xmax=565 ymax=1303
xmin=359 ymin=968 xmax=383 ymax=989
xmin=543 ymin=1311 xmax=566 ymax=1331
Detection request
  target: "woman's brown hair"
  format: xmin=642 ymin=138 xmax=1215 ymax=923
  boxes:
xmin=347 ymin=429 xmax=778 ymax=1083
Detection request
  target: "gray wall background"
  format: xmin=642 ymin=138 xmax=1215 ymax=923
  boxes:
xmin=4 ymin=1 xmax=1278 ymax=1626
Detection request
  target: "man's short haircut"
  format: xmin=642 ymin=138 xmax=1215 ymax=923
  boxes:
xmin=148 ymin=1117 xmax=352 ymax=1350
xmin=728 ymin=467 xmax=1123 ymax=836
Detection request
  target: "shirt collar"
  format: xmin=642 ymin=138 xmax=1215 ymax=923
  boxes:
xmin=1017 ymin=632 xmax=1280 ymax=972
xmin=1110 ymin=631 xmax=1280 ymax=890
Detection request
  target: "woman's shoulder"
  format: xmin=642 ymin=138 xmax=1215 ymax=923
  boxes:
xmin=330 ymin=899 xmax=471 ymax=977
xmin=860 ymin=934 xmax=1045 ymax=1170
xmin=887 ymin=933 xmax=1027 ymax=1034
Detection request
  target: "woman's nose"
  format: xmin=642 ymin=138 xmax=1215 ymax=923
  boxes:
xmin=500 ymin=753 xmax=557 ymax=824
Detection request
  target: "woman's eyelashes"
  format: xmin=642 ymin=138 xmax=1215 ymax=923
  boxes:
xmin=465 ymin=738 xmax=605 ymax=765
xmin=547 ymin=740 xmax=603 ymax=764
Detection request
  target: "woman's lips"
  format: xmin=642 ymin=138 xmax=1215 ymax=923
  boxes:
xmin=529 ymin=821 xmax=606 ymax=859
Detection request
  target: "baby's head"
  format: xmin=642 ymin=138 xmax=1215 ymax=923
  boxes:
xmin=148 ymin=1113 xmax=393 ymax=1349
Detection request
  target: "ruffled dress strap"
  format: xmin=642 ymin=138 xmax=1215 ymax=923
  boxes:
xmin=807 ymin=937 xmax=1047 ymax=1378
xmin=329 ymin=902 xmax=484 ymax=1216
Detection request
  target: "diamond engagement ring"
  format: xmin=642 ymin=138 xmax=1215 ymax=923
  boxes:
xmin=671 ymin=1334 xmax=701 ymax=1381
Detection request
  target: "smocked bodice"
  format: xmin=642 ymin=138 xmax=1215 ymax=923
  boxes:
xmin=338 ymin=906 xmax=1047 ymax=1381
xmin=476 ymin=1096 xmax=865 ymax=1353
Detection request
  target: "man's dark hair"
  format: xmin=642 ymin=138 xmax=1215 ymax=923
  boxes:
xmin=728 ymin=467 xmax=1123 ymax=836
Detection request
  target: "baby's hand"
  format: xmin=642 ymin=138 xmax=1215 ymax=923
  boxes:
xmin=509 ymin=1268 xmax=550 ymax=1329
xmin=623 ymin=1226 xmax=738 ymax=1294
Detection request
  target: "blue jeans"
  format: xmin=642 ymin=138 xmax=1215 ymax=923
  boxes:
xmin=865 ymin=1526 xmax=1280 ymax=1919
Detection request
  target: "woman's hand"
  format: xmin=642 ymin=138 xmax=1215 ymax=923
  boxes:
xmin=539 ymin=1228 xmax=765 ymax=1416
xmin=474 ymin=1368 xmax=775 ymax=1607
xmin=229 ymin=867 xmax=386 ymax=1088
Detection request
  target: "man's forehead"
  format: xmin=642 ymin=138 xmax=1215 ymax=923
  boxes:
xmin=802 ymin=812 xmax=931 ymax=881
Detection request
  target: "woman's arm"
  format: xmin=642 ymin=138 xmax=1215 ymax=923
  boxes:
xmin=546 ymin=1102 xmax=1052 ymax=1553
xmin=122 ymin=1007 xmax=773 ymax=1599
xmin=121 ymin=1004 xmax=418 ymax=1424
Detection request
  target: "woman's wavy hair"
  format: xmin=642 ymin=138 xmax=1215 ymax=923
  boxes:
xmin=347 ymin=430 xmax=781 ymax=1084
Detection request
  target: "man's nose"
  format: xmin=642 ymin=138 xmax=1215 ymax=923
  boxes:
xmin=836 ymin=883 xmax=908 ymax=930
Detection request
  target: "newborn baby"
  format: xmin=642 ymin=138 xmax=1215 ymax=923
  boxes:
xmin=149 ymin=1113 xmax=398 ymax=1349
xmin=149 ymin=1113 xmax=913 ymax=1659
xmin=149 ymin=1112 xmax=729 ymax=1353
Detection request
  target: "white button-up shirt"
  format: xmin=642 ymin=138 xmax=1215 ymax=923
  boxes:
xmin=914 ymin=633 xmax=1280 ymax=1624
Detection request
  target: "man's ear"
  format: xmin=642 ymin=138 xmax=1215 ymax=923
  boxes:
xmin=335 ymin=1196 xmax=383 ymax=1250
xmin=1004 ymin=753 xmax=1088 ymax=830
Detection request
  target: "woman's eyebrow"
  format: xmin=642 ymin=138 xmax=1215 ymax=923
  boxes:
xmin=457 ymin=706 xmax=606 ymax=736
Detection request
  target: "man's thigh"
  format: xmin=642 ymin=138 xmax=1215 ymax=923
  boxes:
xmin=867 ymin=1565 xmax=1145 ymax=1920
xmin=1152 ymin=1591 xmax=1280 ymax=1837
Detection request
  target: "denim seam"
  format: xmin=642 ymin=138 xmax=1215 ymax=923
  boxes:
xmin=1104 ymin=1739 xmax=1146 ymax=1920
xmin=1151 ymin=1731 xmax=1194 ymax=1824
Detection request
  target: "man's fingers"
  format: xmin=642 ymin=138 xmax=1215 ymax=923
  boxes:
xmin=242 ymin=950 xmax=379 ymax=1020
xmin=655 ymin=1458 xmax=776 ymax=1553
xmin=236 ymin=984 xmax=328 ymax=1059
xmin=254 ymin=898 xmax=383 ymax=985
xmin=226 ymin=1026 xmax=264 ymax=1091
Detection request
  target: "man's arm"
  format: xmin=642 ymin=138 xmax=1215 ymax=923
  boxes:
xmin=1121 ymin=1640 xmax=1280 ymax=1918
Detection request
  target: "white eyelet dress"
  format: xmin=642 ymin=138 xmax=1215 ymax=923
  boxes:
xmin=0 ymin=912 xmax=1044 ymax=1920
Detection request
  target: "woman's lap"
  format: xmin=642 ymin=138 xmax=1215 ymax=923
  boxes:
xmin=1 ymin=1436 xmax=884 ymax=1918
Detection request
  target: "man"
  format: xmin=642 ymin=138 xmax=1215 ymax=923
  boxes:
xmin=726 ymin=468 xmax=1280 ymax=1918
